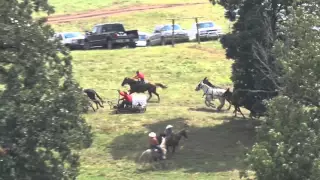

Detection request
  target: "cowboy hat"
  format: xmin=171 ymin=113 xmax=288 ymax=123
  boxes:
xmin=166 ymin=125 xmax=173 ymax=129
xmin=148 ymin=132 xmax=156 ymax=137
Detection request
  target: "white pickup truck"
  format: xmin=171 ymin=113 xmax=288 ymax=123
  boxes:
xmin=188 ymin=21 xmax=223 ymax=41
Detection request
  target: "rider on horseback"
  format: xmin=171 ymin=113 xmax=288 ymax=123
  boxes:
xmin=117 ymin=90 xmax=132 ymax=108
xmin=164 ymin=125 xmax=173 ymax=139
xmin=149 ymin=132 xmax=165 ymax=160
xmin=133 ymin=70 xmax=145 ymax=84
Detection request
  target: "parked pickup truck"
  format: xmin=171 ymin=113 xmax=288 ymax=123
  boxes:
xmin=83 ymin=23 xmax=139 ymax=50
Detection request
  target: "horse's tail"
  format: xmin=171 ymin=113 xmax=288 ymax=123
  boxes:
xmin=154 ymin=83 xmax=168 ymax=89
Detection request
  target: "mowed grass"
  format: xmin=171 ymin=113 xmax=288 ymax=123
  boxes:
xmin=71 ymin=42 xmax=256 ymax=180
xmin=45 ymin=0 xmax=206 ymax=15
xmin=51 ymin=4 xmax=230 ymax=34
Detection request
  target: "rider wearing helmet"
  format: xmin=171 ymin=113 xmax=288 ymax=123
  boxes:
xmin=117 ymin=90 xmax=133 ymax=108
xmin=164 ymin=125 xmax=173 ymax=139
xmin=133 ymin=70 xmax=145 ymax=84
xmin=149 ymin=132 xmax=165 ymax=160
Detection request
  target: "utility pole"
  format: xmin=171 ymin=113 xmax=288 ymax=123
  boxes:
xmin=166 ymin=16 xmax=203 ymax=47
xmin=195 ymin=17 xmax=200 ymax=44
xmin=171 ymin=19 xmax=175 ymax=47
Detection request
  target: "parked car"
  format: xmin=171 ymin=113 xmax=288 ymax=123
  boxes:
xmin=136 ymin=32 xmax=151 ymax=47
xmin=188 ymin=21 xmax=223 ymax=41
xmin=83 ymin=23 xmax=139 ymax=50
xmin=53 ymin=32 xmax=85 ymax=50
xmin=147 ymin=24 xmax=189 ymax=46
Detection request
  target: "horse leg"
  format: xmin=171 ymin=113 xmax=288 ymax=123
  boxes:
xmin=90 ymin=103 xmax=95 ymax=112
xmin=172 ymin=146 xmax=176 ymax=154
xmin=153 ymin=91 xmax=160 ymax=103
xmin=238 ymin=107 xmax=246 ymax=119
xmin=96 ymin=100 xmax=104 ymax=108
xmin=217 ymin=97 xmax=225 ymax=111
xmin=94 ymin=101 xmax=99 ymax=110
xmin=234 ymin=106 xmax=237 ymax=117
xmin=227 ymin=100 xmax=232 ymax=110
xmin=147 ymin=91 xmax=152 ymax=102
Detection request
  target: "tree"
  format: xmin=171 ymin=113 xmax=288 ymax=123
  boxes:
xmin=209 ymin=0 xmax=318 ymax=91
xmin=0 ymin=1 xmax=92 ymax=179
xmin=240 ymin=2 xmax=320 ymax=179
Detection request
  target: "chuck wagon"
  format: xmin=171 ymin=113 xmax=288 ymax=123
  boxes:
xmin=107 ymin=94 xmax=147 ymax=114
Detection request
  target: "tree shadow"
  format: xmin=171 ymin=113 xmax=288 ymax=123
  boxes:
xmin=109 ymin=117 xmax=259 ymax=173
xmin=188 ymin=107 xmax=229 ymax=113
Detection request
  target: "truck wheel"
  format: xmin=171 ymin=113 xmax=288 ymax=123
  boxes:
xmin=160 ymin=37 xmax=165 ymax=46
xmin=146 ymin=40 xmax=151 ymax=46
xmin=83 ymin=41 xmax=91 ymax=50
xmin=128 ymin=41 xmax=136 ymax=48
xmin=106 ymin=40 xmax=113 ymax=50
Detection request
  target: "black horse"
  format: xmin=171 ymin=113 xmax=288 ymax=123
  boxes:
xmin=223 ymin=88 xmax=278 ymax=119
xmin=121 ymin=77 xmax=167 ymax=102
xmin=202 ymin=77 xmax=232 ymax=110
xmin=157 ymin=129 xmax=188 ymax=154
xmin=83 ymin=89 xmax=104 ymax=111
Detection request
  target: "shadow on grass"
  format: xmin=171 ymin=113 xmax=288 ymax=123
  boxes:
xmin=188 ymin=107 xmax=230 ymax=113
xmin=109 ymin=117 xmax=258 ymax=173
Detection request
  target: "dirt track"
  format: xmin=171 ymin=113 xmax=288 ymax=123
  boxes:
xmin=47 ymin=2 xmax=207 ymax=24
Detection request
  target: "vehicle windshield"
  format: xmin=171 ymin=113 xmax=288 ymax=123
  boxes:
xmin=161 ymin=25 xmax=181 ymax=31
xmin=139 ymin=35 xmax=147 ymax=40
xmin=63 ymin=32 xmax=82 ymax=39
xmin=102 ymin=24 xmax=125 ymax=32
xmin=198 ymin=22 xmax=215 ymax=28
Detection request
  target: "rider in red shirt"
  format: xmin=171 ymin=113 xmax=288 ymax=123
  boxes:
xmin=118 ymin=90 xmax=132 ymax=108
xmin=133 ymin=70 xmax=145 ymax=84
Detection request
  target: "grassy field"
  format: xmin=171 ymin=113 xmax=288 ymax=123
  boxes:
xmin=51 ymin=3 xmax=230 ymax=34
xmin=70 ymin=42 xmax=256 ymax=180
xmin=46 ymin=0 xmax=207 ymax=15
xmin=46 ymin=0 xmax=256 ymax=179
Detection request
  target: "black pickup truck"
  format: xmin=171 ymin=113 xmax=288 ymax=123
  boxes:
xmin=83 ymin=23 xmax=139 ymax=50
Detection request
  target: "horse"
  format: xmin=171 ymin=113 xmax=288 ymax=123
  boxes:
xmin=139 ymin=136 xmax=167 ymax=163
xmin=157 ymin=129 xmax=188 ymax=154
xmin=195 ymin=81 xmax=227 ymax=111
xmin=83 ymin=88 xmax=104 ymax=111
xmin=223 ymin=88 xmax=278 ymax=119
xmin=121 ymin=77 xmax=167 ymax=102
xmin=202 ymin=77 xmax=231 ymax=110
xmin=202 ymin=77 xmax=222 ymax=89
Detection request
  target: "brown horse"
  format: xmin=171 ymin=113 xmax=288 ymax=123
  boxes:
xmin=121 ymin=77 xmax=167 ymax=102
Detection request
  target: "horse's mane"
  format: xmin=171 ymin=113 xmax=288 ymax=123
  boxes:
xmin=178 ymin=129 xmax=186 ymax=134
xmin=201 ymin=82 xmax=224 ymax=91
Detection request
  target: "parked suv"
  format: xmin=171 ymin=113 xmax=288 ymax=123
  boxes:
xmin=83 ymin=23 xmax=139 ymax=50
xmin=189 ymin=21 xmax=223 ymax=41
xmin=147 ymin=24 xmax=189 ymax=46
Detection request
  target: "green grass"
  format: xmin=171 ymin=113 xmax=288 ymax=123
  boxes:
xmin=52 ymin=4 xmax=231 ymax=34
xmin=44 ymin=0 xmax=206 ymax=15
xmin=71 ymin=42 xmax=256 ymax=180
xmin=46 ymin=1 xmax=253 ymax=178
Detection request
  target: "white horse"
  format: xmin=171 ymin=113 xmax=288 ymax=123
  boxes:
xmin=138 ymin=137 xmax=167 ymax=164
xmin=195 ymin=81 xmax=227 ymax=110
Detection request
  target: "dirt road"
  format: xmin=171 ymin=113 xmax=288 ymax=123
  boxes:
xmin=47 ymin=2 xmax=207 ymax=24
